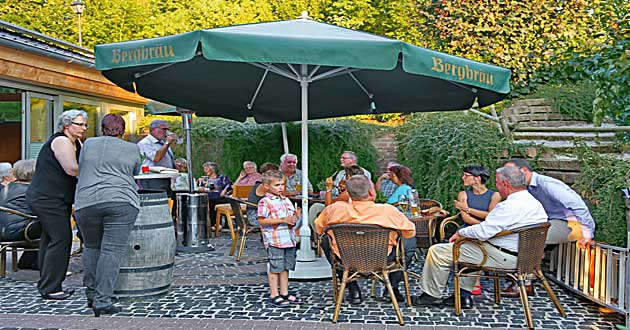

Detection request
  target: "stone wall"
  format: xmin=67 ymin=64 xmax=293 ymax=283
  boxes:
xmin=371 ymin=133 xmax=397 ymax=175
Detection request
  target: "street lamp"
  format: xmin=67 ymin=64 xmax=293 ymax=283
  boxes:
xmin=70 ymin=0 xmax=86 ymax=47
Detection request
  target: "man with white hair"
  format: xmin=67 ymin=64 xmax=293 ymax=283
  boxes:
xmin=279 ymin=154 xmax=312 ymax=197
xmin=331 ymin=151 xmax=372 ymax=198
xmin=375 ymin=161 xmax=399 ymax=198
xmin=137 ymin=120 xmax=178 ymax=192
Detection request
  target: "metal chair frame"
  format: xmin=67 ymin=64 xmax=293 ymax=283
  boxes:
xmin=323 ymin=223 xmax=412 ymax=325
xmin=0 ymin=206 xmax=39 ymax=277
xmin=452 ymin=222 xmax=566 ymax=329
xmin=225 ymin=196 xmax=258 ymax=262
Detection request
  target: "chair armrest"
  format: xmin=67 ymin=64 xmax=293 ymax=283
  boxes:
xmin=439 ymin=214 xmax=461 ymax=242
xmin=452 ymin=236 xmax=488 ymax=268
xmin=0 ymin=206 xmax=37 ymax=220
xmin=492 ymin=223 xmax=550 ymax=238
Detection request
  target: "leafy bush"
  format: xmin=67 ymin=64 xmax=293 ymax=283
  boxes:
xmin=573 ymin=145 xmax=630 ymax=247
xmin=397 ymin=112 xmax=533 ymax=214
xmin=167 ymin=117 xmax=380 ymax=187
xmin=526 ymin=80 xmax=595 ymax=122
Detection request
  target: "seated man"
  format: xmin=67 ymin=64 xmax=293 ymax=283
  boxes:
xmin=331 ymin=151 xmax=371 ymax=198
xmin=279 ymin=154 xmax=312 ymax=197
xmin=315 ymin=175 xmax=416 ymax=304
xmin=414 ymin=166 xmax=547 ymax=309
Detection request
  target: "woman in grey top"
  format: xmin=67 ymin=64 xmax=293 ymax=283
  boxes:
xmin=74 ymin=114 xmax=141 ymax=317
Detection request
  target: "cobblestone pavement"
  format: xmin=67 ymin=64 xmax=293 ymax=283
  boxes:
xmin=0 ymin=235 xmax=623 ymax=330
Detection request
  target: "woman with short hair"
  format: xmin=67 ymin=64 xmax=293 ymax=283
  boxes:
xmin=27 ymin=109 xmax=87 ymax=301
xmin=234 ymin=161 xmax=262 ymax=186
xmin=74 ymin=113 xmax=141 ymax=316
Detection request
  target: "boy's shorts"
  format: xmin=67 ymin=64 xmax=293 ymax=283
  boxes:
xmin=267 ymin=246 xmax=297 ymax=273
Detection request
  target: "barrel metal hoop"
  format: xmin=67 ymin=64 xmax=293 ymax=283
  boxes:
xmin=113 ymin=284 xmax=171 ymax=295
xmin=119 ymin=262 xmax=174 ymax=273
xmin=132 ymin=222 xmax=174 ymax=231
xmin=139 ymin=199 xmax=169 ymax=207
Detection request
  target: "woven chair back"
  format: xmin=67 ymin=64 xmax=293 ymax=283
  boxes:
xmin=516 ymin=222 xmax=550 ymax=274
xmin=327 ymin=224 xmax=392 ymax=273
xmin=409 ymin=216 xmax=434 ymax=248
xmin=418 ymin=199 xmax=442 ymax=210
xmin=226 ymin=197 xmax=247 ymax=232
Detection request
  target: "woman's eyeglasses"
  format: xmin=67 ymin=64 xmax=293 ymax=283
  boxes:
xmin=71 ymin=122 xmax=88 ymax=128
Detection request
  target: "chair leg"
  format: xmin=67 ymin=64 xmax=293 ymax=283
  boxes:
xmin=370 ymin=280 xmax=376 ymax=298
xmin=454 ymin=272 xmax=462 ymax=315
xmin=402 ymin=270 xmax=412 ymax=306
xmin=236 ymin=230 xmax=247 ymax=262
xmin=226 ymin=215 xmax=236 ymax=241
xmin=11 ymin=248 xmax=18 ymax=272
xmin=494 ymin=276 xmax=501 ymax=304
xmin=383 ymin=271 xmax=405 ymax=325
xmin=517 ymin=274 xmax=534 ymax=329
xmin=331 ymin=267 xmax=339 ymax=304
xmin=0 ymin=245 xmax=6 ymax=278
xmin=332 ymin=271 xmax=348 ymax=323
xmin=214 ymin=211 xmax=222 ymax=238
xmin=229 ymin=232 xmax=239 ymax=256
xmin=536 ymin=270 xmax=567 ymax=317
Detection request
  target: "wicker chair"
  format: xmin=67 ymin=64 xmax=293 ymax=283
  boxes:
xmin=407 ymin=215 xmax=436 ymax=280
xmin=324 ymin=224 xmax=411 ymax=325
xmin=439 ymin=213 xmax=462 ymax=242
xmin=225 ymin=196 xmax=258 ymax=261
xmin=417 ymin=198 xmax=442 ymax=211
xmin=452 ymin=222 xmax=566 ymax=329
xmin=0 ymin=206 xmax=39 ymax=277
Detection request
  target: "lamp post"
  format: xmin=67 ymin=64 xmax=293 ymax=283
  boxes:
xmin=70 ymin=0 xmax=86 ymax=47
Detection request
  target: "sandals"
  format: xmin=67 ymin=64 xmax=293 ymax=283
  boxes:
xmin=268 ymin=295 xmax=290 ymax=308
xmin=281 ymin=293 xmax=303 ymax=304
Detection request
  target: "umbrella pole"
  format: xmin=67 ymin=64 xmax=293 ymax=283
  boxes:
xmin=290 ymin=64 xmax=331 ymax=280
xmin=281 ymin=122 xmax=289 ymax=154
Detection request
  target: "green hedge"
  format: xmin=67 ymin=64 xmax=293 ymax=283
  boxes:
xmin=573 ymin=145 xmax=630 ymax=247
xmin=397 ymin=112 xmax=534 ymax=214
xmin=167 ymin=117 xmax=380 ymax=188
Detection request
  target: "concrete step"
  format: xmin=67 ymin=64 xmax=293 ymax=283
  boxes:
xmin=512 ymin=120 xmax=590 ymax=127
xmin=514 ymin=140 xmax=617 ymax=155
xmin=512 ymin=131 xmax=616 ymax=142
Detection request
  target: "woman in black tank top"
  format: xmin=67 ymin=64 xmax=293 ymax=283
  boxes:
xmin=27 ymin=110 xmax=87 ymax=301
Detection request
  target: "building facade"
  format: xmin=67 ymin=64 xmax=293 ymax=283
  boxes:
xmin=0 ymin=20 xmax=146 ymax=163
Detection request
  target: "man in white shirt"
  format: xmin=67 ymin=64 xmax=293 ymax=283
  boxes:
xmin=414 ymin=166 xmax=547 ymax=309
xmin=331 ymin=151 xmax=371 ymax=198
xmin=137 ymin=120 xmax=177 ymax=192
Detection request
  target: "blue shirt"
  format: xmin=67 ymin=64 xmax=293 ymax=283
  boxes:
xmin=528 ymin=172 xmax=595 ymax=239
xmin=387 ymin=184 xmax=412 ymax=205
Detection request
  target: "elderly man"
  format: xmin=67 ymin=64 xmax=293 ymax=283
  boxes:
xmin=279 ymin=153 xmax=312 ymax=197
xmin=414 ymin=166 xmax=547 ymax=309
xmin=137 ymin=120 xmax=178 ymax=192
xmin=331 ymin=151 xmax=371 ymax=198
xmin=375 ymin=161 xmax=399 ymax=199
xmin=0 ymin=162 xmax=14 ymax=199
xmin=315 ymin=175 xmax=416 ymax=304
xmin=501 ymin=158 xmax=596 ymax=297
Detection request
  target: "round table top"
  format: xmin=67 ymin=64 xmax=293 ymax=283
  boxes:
xmin=134 ymin=173 xmax=180 ymax=180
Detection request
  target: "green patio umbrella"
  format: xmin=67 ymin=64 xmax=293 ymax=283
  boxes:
xmin=95 ymin=13 xmax=511 ymax=279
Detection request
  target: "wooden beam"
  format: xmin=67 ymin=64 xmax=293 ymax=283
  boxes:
xmin=0 ymin=44 xmax=145 ymax=104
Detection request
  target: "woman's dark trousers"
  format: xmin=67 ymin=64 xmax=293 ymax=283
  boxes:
xmin=75 ymin=202 xmax=138 ymax=308
xmin=28 ymin=194 xmax=72 ymax=295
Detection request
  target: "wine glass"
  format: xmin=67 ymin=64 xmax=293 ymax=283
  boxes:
xmin=398 ymin=195 xmax=410 ymax=215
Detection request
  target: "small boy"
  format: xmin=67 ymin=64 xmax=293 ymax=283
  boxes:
xmin=258 ymin=170 xmax=303 ymax=307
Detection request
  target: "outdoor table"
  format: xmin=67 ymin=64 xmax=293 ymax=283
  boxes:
xmin=134 ymin=173 xmax=180 ymax=180
xmin=288 ymin=195 xmax=325 ymax=206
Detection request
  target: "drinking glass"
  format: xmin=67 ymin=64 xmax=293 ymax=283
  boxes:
xmin=398 ymin=195 xmax=410 ymax=216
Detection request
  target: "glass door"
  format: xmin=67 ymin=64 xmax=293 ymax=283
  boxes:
xmin=23 ymin=92 xmax=56 ymax=159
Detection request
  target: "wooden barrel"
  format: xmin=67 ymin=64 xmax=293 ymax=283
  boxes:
xmin=113 ymin=191 xmax=176 ymax=300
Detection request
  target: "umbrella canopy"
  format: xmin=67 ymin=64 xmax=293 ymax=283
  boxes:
xmin=96 ymin=17 xmax=511 ymax=123
xmin=95 ymin=15 xmax=511 ymax=278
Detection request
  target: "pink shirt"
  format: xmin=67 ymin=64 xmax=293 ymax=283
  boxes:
xmin=234 ymin=173 xmax=262 ymax=186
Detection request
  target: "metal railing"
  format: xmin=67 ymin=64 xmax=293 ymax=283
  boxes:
xmin=547 ymin=242 xmax=629 ymax=325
